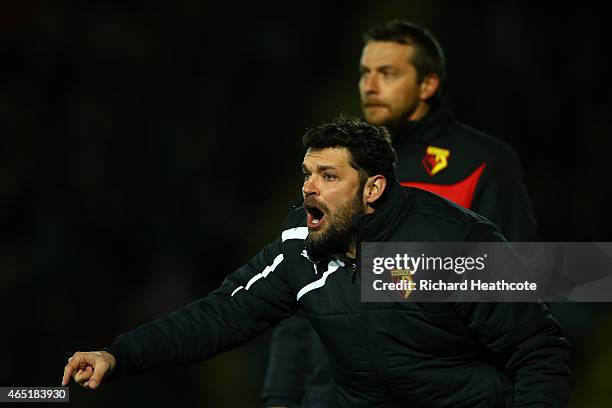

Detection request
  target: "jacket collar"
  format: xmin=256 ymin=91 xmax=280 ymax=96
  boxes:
xmin=351 ymin=182 xmax=412 ymax=242
xmin=391 ymin=97 xmax=453 ymax=149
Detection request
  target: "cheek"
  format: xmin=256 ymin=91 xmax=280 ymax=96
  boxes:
xmin=392 ymin=84 xmax=419 ymax=110
xmin=323 ymin=188 xmax=348 ymax=211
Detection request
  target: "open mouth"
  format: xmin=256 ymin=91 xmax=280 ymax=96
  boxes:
xmin=305 ymin=204 xmax=326 ymax=229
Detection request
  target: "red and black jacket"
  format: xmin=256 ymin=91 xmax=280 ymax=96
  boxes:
xmin=393 ymin=99 xmax=537 ymax=241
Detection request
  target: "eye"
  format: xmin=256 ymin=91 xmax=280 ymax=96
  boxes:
xmin=303 ymin=172 xmax=311 ymax=181
xmin=323 ymin=172 xmax=338 ymax=181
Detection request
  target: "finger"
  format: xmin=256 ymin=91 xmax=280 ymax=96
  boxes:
xmin=62 ymin=365 xmax=71 ymax=386
xmin=88 ymin=360 xmax=109 ymax=389
xmin=62 ymin=361 xmax=77 ymax=386
xmin=74 ymin=368 xmax=86 ymax=385
xmin=68 ymin=353 xmax=86 ymax=369
xmin=74 ymin=367 xmax=93 ymax=384
xmin=73 ymin=368 xmax=83 ymax=383
xmin=62 ymin=352 xmax=87 ymax=386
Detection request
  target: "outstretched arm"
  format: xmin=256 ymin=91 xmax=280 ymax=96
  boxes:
xmin=62 ymin=237 xmax=297 ymax=389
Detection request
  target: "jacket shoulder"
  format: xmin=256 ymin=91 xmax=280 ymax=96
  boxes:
xmin=448 ymin=121 xmax=522 ymax=166
xmin=401 ymin=187 xmax=503 ymax=241
xmin=404 ymin=186 xmax=480 ymax=224
xmin=282 ymin=205 xmax=307 ymax=229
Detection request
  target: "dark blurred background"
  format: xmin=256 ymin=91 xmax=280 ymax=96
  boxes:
xmin=1 ymin=1 xmax=611 ymax=406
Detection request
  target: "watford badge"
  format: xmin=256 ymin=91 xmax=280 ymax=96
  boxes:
xmin=422 ymin=146 xmax=451 ymax=176
xmin=390 ymin=268 xmax=414 ymax=299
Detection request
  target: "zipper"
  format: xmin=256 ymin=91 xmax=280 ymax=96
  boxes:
xmin=354 ymin=229 xmax=401 ymax=406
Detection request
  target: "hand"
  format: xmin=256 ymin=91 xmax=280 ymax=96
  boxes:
xmin=62 ymin=350 xmax=116 ymax=389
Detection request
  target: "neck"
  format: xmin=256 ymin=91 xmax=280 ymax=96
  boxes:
xmin=408 ymin=101 xmax=430 ymax=122
xmin=346 ymin=239 xmax=356 ymax=259
xmin=385 ymin=102 xmax=431 ymax=133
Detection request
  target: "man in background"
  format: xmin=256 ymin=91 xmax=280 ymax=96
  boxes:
xmin=262 ymin=20 xmax=537 ymax=408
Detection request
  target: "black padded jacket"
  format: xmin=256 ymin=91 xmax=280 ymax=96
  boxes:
xmin=107 ymin=185 xmax=571 ymax=408
xmin=263 ymin=100 xmax=539 ymax=407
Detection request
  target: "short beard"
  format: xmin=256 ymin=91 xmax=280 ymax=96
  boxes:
xmin=364 ymin=104 xmax=418 ymax=130
xmin=308 ymin=183 xmax=366 ymax=255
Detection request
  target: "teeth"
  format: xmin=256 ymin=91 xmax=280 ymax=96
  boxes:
xmin=313 ymin=218 xmax=320 ymax=224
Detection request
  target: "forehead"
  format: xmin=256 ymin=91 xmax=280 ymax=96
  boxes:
xmin=303 ymin=147 xmax=352 ymax=169
xmin=360 ymin=41 xmax=414 ymax=67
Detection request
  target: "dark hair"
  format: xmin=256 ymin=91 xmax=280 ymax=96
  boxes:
xmin=363 ymin=20 xmax=445 ymax=86
xmin=302 ymin=116 xmax=397 ymax=185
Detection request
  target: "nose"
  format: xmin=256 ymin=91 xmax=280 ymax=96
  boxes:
xmin=361 ymin=72 xmax=379 ymax=95
xmin=303 ymin=175 xmax=319 ymax=197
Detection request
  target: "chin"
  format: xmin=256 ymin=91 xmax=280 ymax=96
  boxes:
xmin=307 ymin=229 xmax=323 ymax=243
xmin=365 ymin=114 xmax=389 ymax=126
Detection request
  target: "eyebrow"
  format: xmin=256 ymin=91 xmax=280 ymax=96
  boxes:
xmin=360 ymin=64 xmax=398 ymax=72
xmin=377 ymin=65 xmax=399 ymax=73
xmin=302 ymin=163 xmax=339 ymax=172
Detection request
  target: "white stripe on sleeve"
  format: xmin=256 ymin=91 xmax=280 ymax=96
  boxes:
xmin=296 ymin=259 xmax=344 ymax=301
xmin=230 ymin=286 xmax=244 ymax=297
xmin=231 ymin=254 xmax=284 ymax=297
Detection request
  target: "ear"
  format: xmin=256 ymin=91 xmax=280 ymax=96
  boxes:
xmin=363 ymin=175 xmax=387 ymax=211
xmin=419 ymin=73 xmax=440 ymax=102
